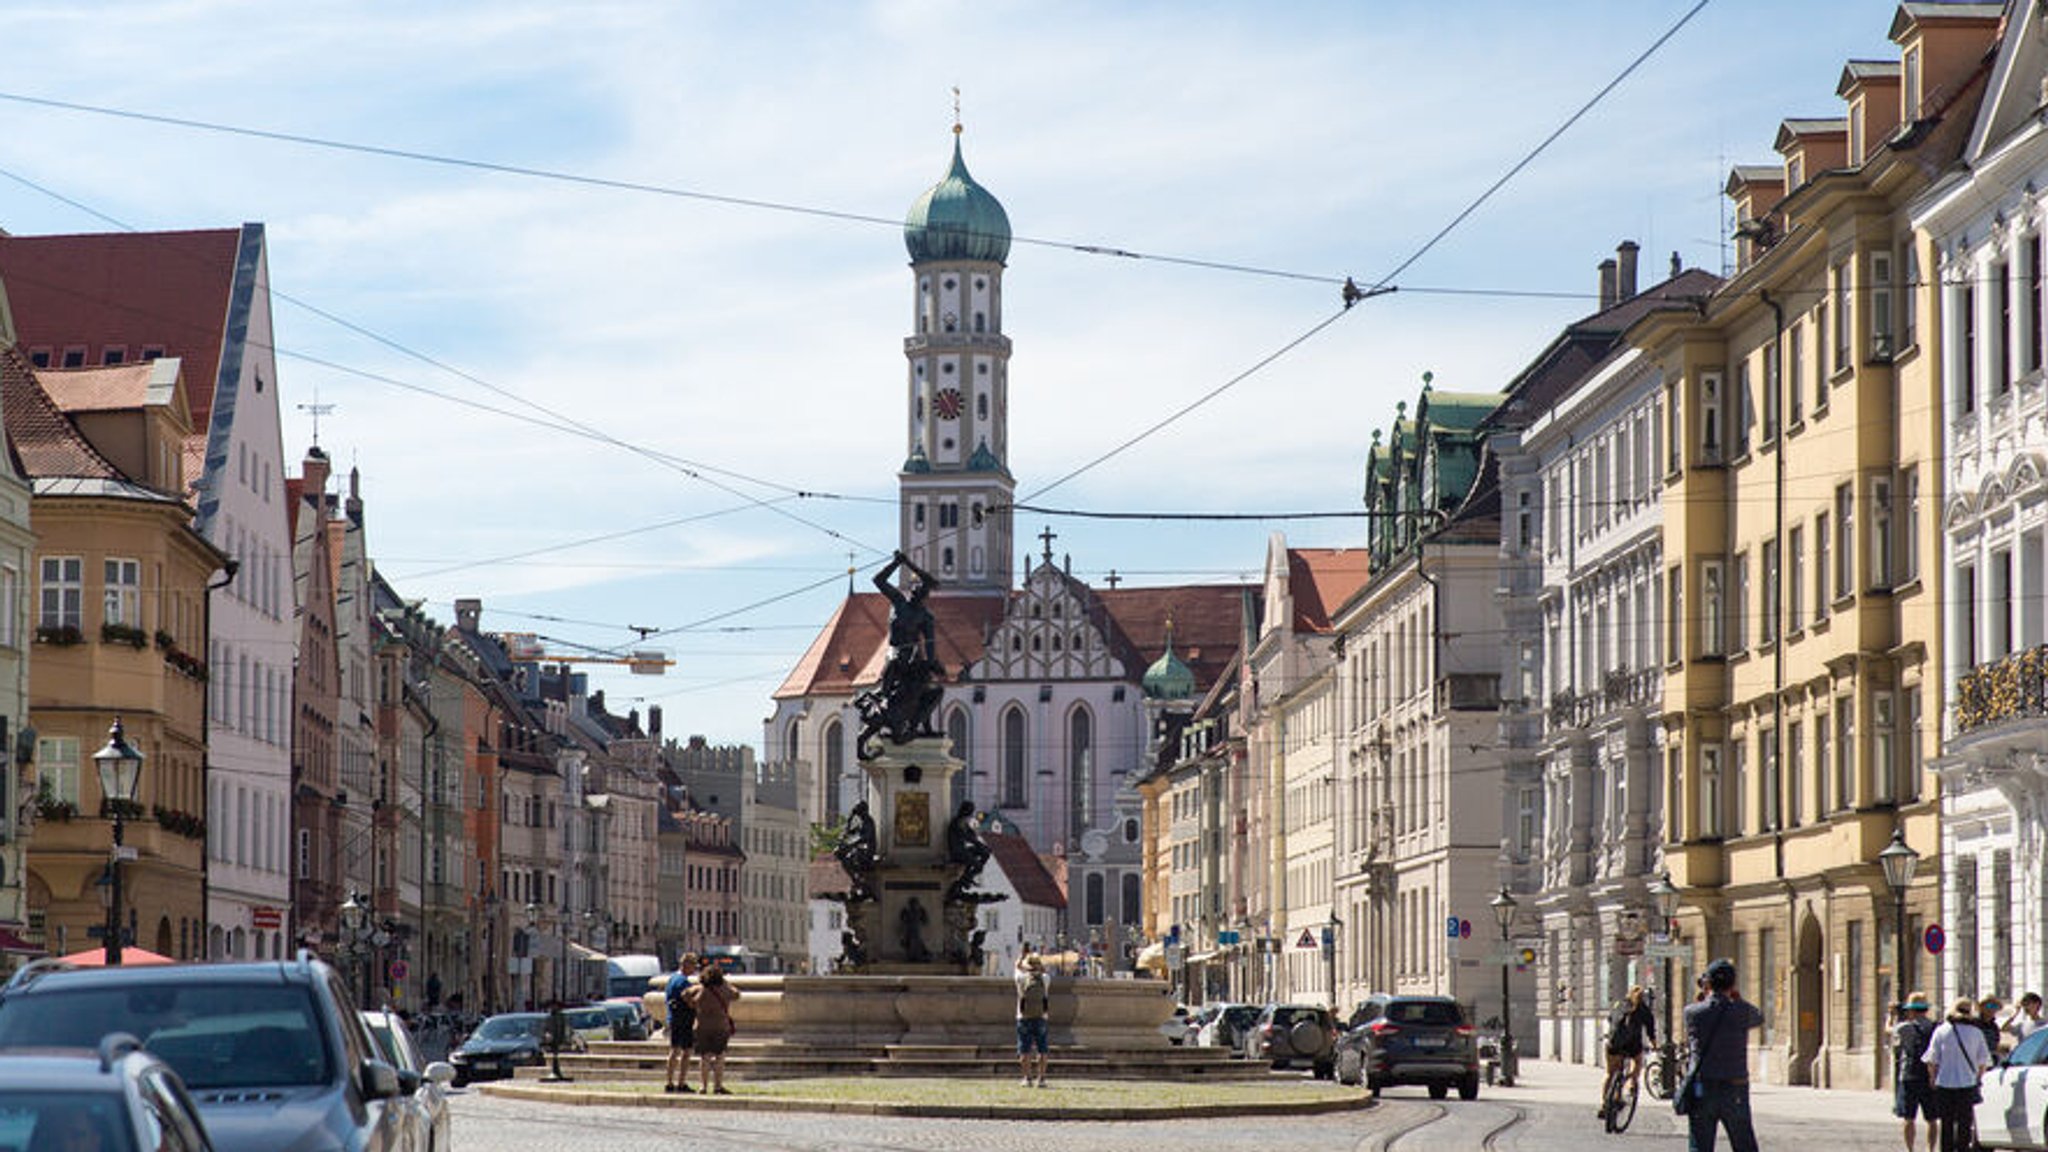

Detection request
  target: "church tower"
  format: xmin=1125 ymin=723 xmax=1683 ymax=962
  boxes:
xmin=899 ymin=120 xmax=1014 ymax=595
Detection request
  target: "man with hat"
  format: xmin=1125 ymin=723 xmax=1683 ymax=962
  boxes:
xmin=1890 ymin=992 xmax=1937 ymax=1152
xmin=1925 ymin=996 xmax=1993 ymax=1152
xmin=1683 ymin=957 xmax=1763 ymax=1152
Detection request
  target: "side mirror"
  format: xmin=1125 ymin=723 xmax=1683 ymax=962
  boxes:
xmin=424 ymin=1061 xmax=456 ymax=1085
xmin=360 ymin=1059 xmax=402 ymax=1101
xmin=397 ymin=1068 xmax=424 ymax=1096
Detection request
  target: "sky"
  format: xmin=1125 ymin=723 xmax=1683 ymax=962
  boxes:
xmin=0 ymin=0 xmax=1911 ymax=750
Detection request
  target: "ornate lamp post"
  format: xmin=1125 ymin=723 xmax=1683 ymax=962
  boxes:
xmin=93 ymin=720 xmax=144 ymax=967
xmin=1490 ymin=886 xmax=1519 ymax=1087
xmin=523 ymin=903 xmax=538 ymax=1010
xmin=339 ymin=891 xmax=371 ymax=1006
xmin=1879 ymin=828 xmax=1921 ymax=1034
xmin=1648 ymin=871 xmax=1683 ymax=1097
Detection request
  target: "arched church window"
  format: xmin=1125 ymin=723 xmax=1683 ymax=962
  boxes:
xmin=1068 ymin=706 xmax=1094 ymax=844
xmin=1073 ymin=629 xmax=1087 ymax=650
xmin=1002 ymin=707 xmax=1027 ymax=807
xmin=942 ymin=547 xmax=954 ymax=573
xmin=977 ymin=394 xmax=988 ymax=418
xmin=822 ymin=718 xmax=845 ymax=822
xmin=1031 ymin=635 xmax=1042 ymax=653
xmin=974 ymin=312 xmax=986 ymax=332
xmin=1085 ymin=873 xmax=1105 ymax=925
xmin=1051 ymin=634 xmax=1063 ymax=652
xmin=1121 ymin=872 xmax=1141 ymax=922
xmin=1011 ymin=635 xmax=1022 ymax=653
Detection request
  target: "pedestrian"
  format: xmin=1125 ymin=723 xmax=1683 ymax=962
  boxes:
xmin=1891 ymin=992 xmax=1937 ymax=1152
xmin=662 ymin=953 xmax=699 ymax=1093
xmin=2003 ymin=992 xmax=2046 ymax=1044
xmin=1975 ymin=996 xmax=2005 ymax=1059
xmin=1015 ymin=948 xmax=1050 ymax=1088
xmin=683 ymin=965 xmax=741 ymax=1095
xmin=1599 ymin=985 xmax=1657 ymax=1121
xmin=1924 ymin=996 xmax=1992 ymax=1152
xmin=1682 ymin=957 xmax=1763 ymax=1152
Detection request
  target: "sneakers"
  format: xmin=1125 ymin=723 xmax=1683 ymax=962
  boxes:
xmin=713 ymin=1086 xmax=732 ymax=1096
xmin=1020 ymin=1077 xmax=1033 ymax=1087
xmin=663 ymin=1084 xmax=678 ymax=1094
xmin=679 ymin=1083 xmax=695 ymax=1093
xmin=1036 ymin=1079 xmax=1049 ymax=1088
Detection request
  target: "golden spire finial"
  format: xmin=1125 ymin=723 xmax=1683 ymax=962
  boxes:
xmin=952 ymin=86 xmax=963 ymax=135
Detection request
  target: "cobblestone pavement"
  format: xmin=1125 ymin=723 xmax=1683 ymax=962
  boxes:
xmin=448 ymin=1071 xmax=1903 ymax=1151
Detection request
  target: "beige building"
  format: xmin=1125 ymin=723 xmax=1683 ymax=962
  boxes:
xmin=0 ymin=303 xmax=36 ymax=973
xmin=1636 ymin=2 xmax=1998 ymax=1089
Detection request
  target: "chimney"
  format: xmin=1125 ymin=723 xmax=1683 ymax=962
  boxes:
xmin=346 ymin=466 xmax=363 ymax=524
xmin=455 ymin=598 xmax=481 ymax=630
xmin=301 ymin=447 xmax=331 ymax=506
xmin=1671 ymin=251 xmax=1683 ymax=278
xmin=1616 ymin=241 xmax=1640 ymax=302
xmin=648 ymin=705 xmax=663 ymax=742
xmin=1598 ymin=258 xmax=1618 ymax=310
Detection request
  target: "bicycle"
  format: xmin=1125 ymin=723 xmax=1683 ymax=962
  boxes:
xmin=1600 ymin=1054 xmax=1642 ymax=1134
xmin=1641 ymin=1047 xmax=1674 ymax=1100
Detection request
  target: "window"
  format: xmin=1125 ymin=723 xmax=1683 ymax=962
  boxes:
xmin=1733 ymin=362 xmax=1753 ymax=457
xmin=1788 ymin=526 xmax=1805 ymax=632
xmin=1758 ymin=928 xmax=1778 ymax=1042
xmin=36 ymin=736 xmax=80 ymax=805
xmin=1665 ymin=380 xmax=1681 ymax=473
xmin=1699 ymin=372 xmax=1723 ymax=464
xmin=1700 ymin=559 xmax=1725 ymax=657
xmin=39 ymin=556 xmax=82 ymax=630
xmin=1699 ymin=743 xmax=1724 ymax=839
xmin=1996 ymin=259 xmax=2014 ymax=395
xmin=1815 ymin=513 xmax=1831 ymax=622
xmin=104 ymin=558 xmax=141 ymax=627
xmin=1900 ymin=467 xmax=1920 ymax=582
xmin=1903 ymin=46 xmax=1922 ymax=117
xmin=1835 ymin=697 xmax=1855 ymax=811
xmin=1870 ymin=476 xmax=1893 ymax=590
xmin=1761 ymin=538 xmax=1780 ymax=642
xmin=1001 ymin=707 xmax=1027 ymax=807
xmin=0 ymin=566 xmax=15 ymax=647
xmin=1731 ymin=553 xmax=1749 ymax=653
xmin=2034 ymin=233 xmax=2046 ymax=375
xmin=1872 ymin=691 xmax=1896 ymax=804
xmin=1666 ymin=566 xmax=1684 ymax=663
xmin=1902 ymin=243 xmax=1920 ymax=350
xmin=1789 ymin=322 xmax=1805 ymax=425
xmin=1068 ymin=707 xmax=1094 ymax=842
xmin=1816 ymin=714 xmax=1833 ymax=813
xmin=1903 ymin=687 xmax=1923 ymax=802
xmin=1760 ymin=727 xmax=1781 ymax=831
xmin=1832 ymin=259 xmax=1851 ymax=379
xmin=1849 ymin=100 xmax=1866 ymax=165
xmin=938 ymin=502 xmax=959 ymax=529
xmin=1761 ymin=344 xmax=1780 ymax=442
xmin=1871 ymin=251 xmax=1895 ymax=359
xmin=1786 ymin=722 xmax=1804 ymax=827
xmin=1516 ymin=490 xmax=1534 ymax=551
xmin=1960 ymin=283 xmax=1978 ymax=412
xmin=1834 ymin=484 xmax=1854 ymax=600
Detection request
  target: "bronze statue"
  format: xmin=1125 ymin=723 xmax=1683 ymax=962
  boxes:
xmin=833 ymin=801 xmax=879 ymax=902
xmin=944 ymin=800 xmax=992 ymax=900
xmin=855 ymin=551 xmax=946 ymax=758
xmin=898 ymin=897 xmax=932 ymax=963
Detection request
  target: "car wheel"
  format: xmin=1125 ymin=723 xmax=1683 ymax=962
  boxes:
xmin=1335 ymin=1049 xmax=1362 ymax=1086
xmin=1428 ymin=1083 xmax=1449 ymax=1100
xmin=1313 ymin=1060 xmax=1334 ymax=1080
xmin=1367 ymin=1077 xmax=1384 ymax=1099
xmin=451 ymin=1073 xmax=468 ymax=1089
xmin=1458 ymin=1073 xmax=1480 ymax=1101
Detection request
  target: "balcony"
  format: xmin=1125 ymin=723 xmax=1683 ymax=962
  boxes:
xmin=1954 ymin=645 xmax=2048 ymax=736
xmin=1435 ymin=673 xmax=1500 ymax=712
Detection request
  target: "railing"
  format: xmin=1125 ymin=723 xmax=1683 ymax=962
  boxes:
xmin=1955 ymin=645 xmax=2048 ymax=734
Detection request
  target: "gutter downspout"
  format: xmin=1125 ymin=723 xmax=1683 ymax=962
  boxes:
xmin=1760 ymin=289 xmax=1788 ymax=881
xmin=201 ymin=558 xmax=240 ymax=959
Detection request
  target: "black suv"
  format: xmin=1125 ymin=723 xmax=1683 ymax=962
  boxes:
xmin=1335 ymin=994 xmax=1480 ymax=1099
xmin=0 ymin=953 xmax=407 ymax=1152
xmin=1243 ymin=1004 xmax=1338 ymax=1078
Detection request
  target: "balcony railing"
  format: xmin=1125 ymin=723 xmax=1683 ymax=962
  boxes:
xmin=1955 ymin=645 xmax=2048 ymax=734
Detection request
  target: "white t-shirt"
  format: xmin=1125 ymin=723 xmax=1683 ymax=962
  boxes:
xmin=2008 ymin=1013 xmax=2047 ymax=1043
xmin=1924 ymin=1019 xmax=1992 ymax=1089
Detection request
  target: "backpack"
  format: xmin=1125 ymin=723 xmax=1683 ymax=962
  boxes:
xmin=1018 ymin=975 xmax=1048 ymax=1019
xmin=1608 ymin=1001 xmax=1643 ymax=1050
xmin=1896 ymin=1017 xmax=1935 ymax=1082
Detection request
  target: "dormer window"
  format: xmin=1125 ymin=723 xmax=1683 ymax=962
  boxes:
xmin=1903 ymin=46 xmax=1921 ymax=119
xmin=1849 ymin=102 xmax=1865 ymax=165
xmin=1785 ymin=155 xmax=1804 ymax=190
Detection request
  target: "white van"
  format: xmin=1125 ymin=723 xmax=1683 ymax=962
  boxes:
xmin=604 ymin=954 xmax=664 ymax=1001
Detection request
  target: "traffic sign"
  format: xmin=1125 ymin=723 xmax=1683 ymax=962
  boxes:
xmin=1924 ymin=924 xmax=1946 ymax=955
xmin=1459 ymin=919 xmax=1473 ymax=940
xmin=1644 ymin=942 xmax=1690 ymax=959
xmin=389 ymin=959 xmax=409 ymax=983
xmin=1445 ymin=916 xmax=1461 ymax=939
xmin=1296 ymin=929 xmax=1318 ymax=950
xmin=1217 ymin=929 xmax=1240 ymax=946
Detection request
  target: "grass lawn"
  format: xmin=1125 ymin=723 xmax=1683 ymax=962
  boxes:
xmin=526 ymin=1076 xmax=1365 ymax=1115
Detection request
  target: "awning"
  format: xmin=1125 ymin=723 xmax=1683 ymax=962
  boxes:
xmin=0 ymin=926 xmax=41 ymax=955
xmin=566 ymin=942 xmax=608 ymax=962
xmin=1135 ymin=942 xmax=1168 ymax=971
xmin=58 ymin=946 xmax=174 ymax=967
xmin=1186 ymin=950 xmax=1221 ymax=964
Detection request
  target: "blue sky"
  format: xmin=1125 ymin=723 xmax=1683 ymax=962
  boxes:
xmin=0 ymin=1 xmax=1910 ymax=748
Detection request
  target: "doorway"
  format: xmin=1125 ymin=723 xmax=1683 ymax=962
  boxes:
xmin=1791 ymin=909 xmax=1824 ymax=1085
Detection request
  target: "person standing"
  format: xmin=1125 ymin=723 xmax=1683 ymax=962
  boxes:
xmin=1682 ymin=958 xmax=1764 ymax=1152
xmin=1015 ymin=949 xmax=1050 ymax=1087
xmin=684 ymin=966 xmax=742 ymax=1095
xmin=662 ymin=953 xmax=700 ymax=1093
xmin=2003 ymin=992 xmax=2046 ymax=1044
xmin=1891 ymin=993 xmax=1937 ymax=1152
xmin=1975 ymin=997 xmax=2005 ymax=1060
xmin=1924 ymin=996 xmax=1993 ymax=1152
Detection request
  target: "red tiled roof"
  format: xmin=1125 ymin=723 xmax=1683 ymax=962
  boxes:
xmin=0 ymin=230 xmax=240 ymax=432
xmin=34 ymin=362 xmax=161 ymax=412
xmin=1094 ymin=583 xmax=1248 ymax=691
xmin=809 ymin=853 xmax=851 ymax=898
xmin=987 ymin=831 xmax=1064 ymax=909
xmin=1286 ymin=549 xmax=1374 ymax=634
xmin=773 ymin=592 xmax=1007 ymax=700
xmin=2 ymin=347 xmax=121 ymax=480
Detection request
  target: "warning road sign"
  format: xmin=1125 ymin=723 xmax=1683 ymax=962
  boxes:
xmin=1296 ymin=929 xmax=1318 ymax=950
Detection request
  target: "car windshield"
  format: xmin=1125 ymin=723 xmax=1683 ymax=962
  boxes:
xmin=1386 ymin=1000 xmax=1464 ymax=1026
xmin=1223 ymin=1007 xmax=1260 ymax=1025
xmin=569 ymin=1008 xmax=608 ymax=1027
xmin=363 ymin=1017 xmax=415 ymax=1070
xmin=471 ymin=1016 xmax=543 ymax=1042
xmin=0 ymin=982 xmax=330 ymax=1091
xmin=602 ymin=1004 xmax=635 ymax=1021
xmin=2012 ymin=1028 xmax=2048 ymax=1066
xmin=0 ymin=1091 xmax=138 ymax=1152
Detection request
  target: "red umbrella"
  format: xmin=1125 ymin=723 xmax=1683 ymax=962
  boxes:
xmin=57 ymin=947 xmax=175 ymax=967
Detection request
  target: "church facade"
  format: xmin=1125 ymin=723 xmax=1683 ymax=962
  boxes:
xmin=768 ymin=126 xmax=1249 ymax=951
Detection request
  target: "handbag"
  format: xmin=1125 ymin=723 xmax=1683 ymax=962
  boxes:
xmin=1673 ymin=1001 xmax=1727 ymax=1116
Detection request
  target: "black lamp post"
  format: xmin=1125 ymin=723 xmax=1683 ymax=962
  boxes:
xmin=1880 ymin=827 xmax=1921 ymax=1039
xmin=1324 ymin=913 xmax=1343 ymax=1011
xmin=523 ymin=903 xmax=539 ymax=1010
xmin=94 ymin=719 xmax=144 ymax=967
xmin=1490 ymin=886 xmax=1518 ymax=1087
xmin=1648 ymin=871 xmax=1683 ymax=1097
xmin=339 ymin=891 xmax=372 ymax=1007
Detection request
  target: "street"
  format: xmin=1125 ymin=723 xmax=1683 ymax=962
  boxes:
xmin=447 ymin=1059 xmax=1904 ymax=1151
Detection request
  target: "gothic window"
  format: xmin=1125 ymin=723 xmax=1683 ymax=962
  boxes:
xmin=1085 ymin=873 xmax=1105 ymax=925
xmin=823 ymin=719 xmax=845 ymax=822
xmin=977 ymin=394 xmax=988 ymax=418
xmin=1068 ymin=707 xmax=1094 ymax=843
xmin=1121 ymin=872 xmax=1141 ymax=922
xmin=1002 ymin=707 xmax=1028 ymax=807
xmin=947 ymin=708 xmax=970 ymax=809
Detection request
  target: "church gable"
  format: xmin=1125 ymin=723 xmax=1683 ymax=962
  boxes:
xmin=974 ymin=560 xmax=1122 ymax=681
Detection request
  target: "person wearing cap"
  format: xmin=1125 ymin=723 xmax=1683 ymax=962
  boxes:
xmin=1924 ymin=996 xmax=1993 ymax=1152
xmin=1890 ymin=992 xmax=1937 ymax=1152
xmin=1015 ymin=946 xmax=1051 ymax=1088
xmin=1975 ymin=997 xmax=2005 ymax=1059
xmin=1682 ymin=957 xmax=1764 ymax=1152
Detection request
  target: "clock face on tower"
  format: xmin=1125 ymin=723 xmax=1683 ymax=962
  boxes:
xmin=934 ymin=387 xmax=964 ymax=420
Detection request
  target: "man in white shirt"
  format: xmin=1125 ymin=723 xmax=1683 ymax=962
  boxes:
xmin=2003 ymin=992 xmax=2045 ymax=1044
xmin=1924 ymin=997 xmax=1993 ymax=1152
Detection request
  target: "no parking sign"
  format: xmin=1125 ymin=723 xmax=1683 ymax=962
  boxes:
xmin=1923 ymin=924 xmax=1946 ymax=955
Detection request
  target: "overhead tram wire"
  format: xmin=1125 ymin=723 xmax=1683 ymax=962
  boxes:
xmin=1019 ymin=0 xmax=1712 ymax=502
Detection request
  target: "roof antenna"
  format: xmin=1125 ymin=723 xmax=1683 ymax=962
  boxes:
xmin=952 ymin=85 xmax=963 ymax=135
xmin=297 ymin=380 xmax=335 ymax=448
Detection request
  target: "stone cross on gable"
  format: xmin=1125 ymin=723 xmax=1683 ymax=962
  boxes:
xmin=1038 ymin=525 xmax=1057 ymax=562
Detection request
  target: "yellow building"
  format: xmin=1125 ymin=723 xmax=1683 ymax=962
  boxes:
xmin=7 ymin=354 xmax=229 ymax=960
xmin=1633 ymin=3 xmax=2001 ymax=1090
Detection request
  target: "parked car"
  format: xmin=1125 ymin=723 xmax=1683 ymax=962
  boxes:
xmin=0 ymin=954 xmax=406 ymax=1152
xmin=1975 ymin=1026 xmax=2048 ymax=1150
xmin=1159 ymin=1004 xmax=1193 ymax=1046
xmin=363 ymin=1009 xmax=454 ymax=1152
xmin=1336 ymin=993 xmax=1480 ymax=1100
xmin=563 ymin=1005 xmax=613 ymax=1048
xmin=599 ymin=1000 xmax=651 ymax=1041
xmin=0 ymin=1034 xmax=218 ymax=1152
xmin=448 ymin=1013 xmax=548 ymax=1086
xmin=1194 ymin=1003 xmax=1262 ymax=1052
xmin=1244 ymin=1004 xmax=1337 ymax=1077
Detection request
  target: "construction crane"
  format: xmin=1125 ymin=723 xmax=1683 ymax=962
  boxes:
xmin=500 ymin=632 xmax=674 ymax=676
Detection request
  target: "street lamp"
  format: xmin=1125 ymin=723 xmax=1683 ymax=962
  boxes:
xmin=1648 ymin=871 xmax=1683 ymax=1097
xmin=93 ymin=719 xmax=144 ymax=967
xmin=339 ymin=891 xmax=370 ymax=1006
xmin=523 ymin=903 xmax=538 ymax=1010
xmin=1880 ymin=827 xmax=1921 ymax=1035
xmin=1490 ymin=887 xmax=1519 ymax=1087
xmin=582 ymin=910 xmax=596 ymax=999
xmin=1324 ymin=913 xmax=1343 ymax=1011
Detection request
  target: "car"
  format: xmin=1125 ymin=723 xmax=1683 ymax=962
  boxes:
xmin=1243 ymin=1004 xmax=1338 ymax=1077
xmin=563 ymin=1005 xmax=613 ymax=1048
xmin=363 ymin=1010 xmax=454 ymax=1152
xmin=1975 ymin=1026 xmax=2048 ymax=1149
xmin=1195 ymin=1003 xmax=1262 ymax=1052
xmin=0 ymin=953 xmax=406 ymax=1152
xmin=599 ymin=1000 xmax=651 ymax=1041
xmin=1336 ymin=993 xmax=1481 ymax=1100
xmin=447 ymin=1013 xmax=548 ymax=1087
xmin=0 ymin=1034 xmax=219 ymax=1152
xmin=1158 ymin=1004 xmax=1192 ymax=1046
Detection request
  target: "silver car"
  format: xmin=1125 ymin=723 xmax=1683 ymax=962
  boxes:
xmin=1976 ymin=1027 xmax=2048 ymax=1150
xmin=363 ymin=1010 xmax=454 ymax=1152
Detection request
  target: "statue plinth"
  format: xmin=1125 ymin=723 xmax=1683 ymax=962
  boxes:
xmin=861 ymin=736 xmax=957 ymax=865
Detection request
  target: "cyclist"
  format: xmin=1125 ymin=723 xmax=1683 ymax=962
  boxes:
xmin=1599 ymin=985 xmax=1658 ymax=1121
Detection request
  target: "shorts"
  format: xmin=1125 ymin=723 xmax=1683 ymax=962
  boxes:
xmin=1016 ymin=1017 xmax=1049 ymax=1054
xmin=1894 ymin=1078 xmax=1935 ymax=1120
xmin=668 ymin=1011 xmax=695 ymax=1049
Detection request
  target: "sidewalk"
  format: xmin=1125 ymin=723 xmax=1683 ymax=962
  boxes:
xmin=1492 ymin=1057 xmax=1896 ymax=1130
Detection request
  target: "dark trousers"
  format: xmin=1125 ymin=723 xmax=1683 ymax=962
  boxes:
xmin=1686 ymin=1078 xmax=1759 ymax=1152
xmin=1934 ymin=1085 xmax=1976 ymax=1152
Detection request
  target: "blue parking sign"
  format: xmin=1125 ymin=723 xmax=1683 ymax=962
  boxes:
xmin=1446 ymin=916 xmax=1461 ymax=939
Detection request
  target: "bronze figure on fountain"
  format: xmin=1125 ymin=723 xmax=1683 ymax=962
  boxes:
xmin=856 ymin=551 xmax=945 ymax=759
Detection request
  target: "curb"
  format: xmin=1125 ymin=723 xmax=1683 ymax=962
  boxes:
xmin=476 ymin=1081 xmax=1377 ymax=1121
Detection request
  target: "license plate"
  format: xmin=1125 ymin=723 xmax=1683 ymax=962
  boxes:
xmin=1412 ymin=1036 xmax=1446 ymax=1048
